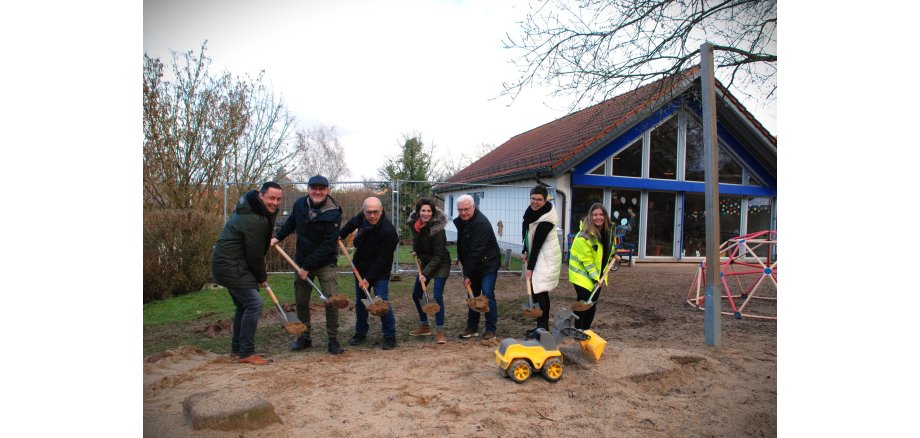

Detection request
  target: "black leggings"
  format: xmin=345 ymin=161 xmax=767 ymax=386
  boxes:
xmin=531 ymin=292 xmax=550 ymax=330
xmin=573 ymin=284 xmax=600 ymax=330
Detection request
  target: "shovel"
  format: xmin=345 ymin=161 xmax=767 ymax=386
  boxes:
xmin=413 ymin=255 xmax=440 ymax=315
xmin=523 ymin=276 xmax=543 ymax=318
xmin=464 ymin=281 xmax=490 ymax=313
xmin=572 ymin=253 xmax=620 ymax=311
xmin=337 ymin=238 xmax=381 ymax=308
xmin=273 ymin=245 xmax=327 ymax=303
xmin=264 ymin=283 xmax=306 ymax=335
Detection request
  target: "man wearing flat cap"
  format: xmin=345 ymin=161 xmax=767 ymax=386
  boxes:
xmin=271 ymin=175 xmax=346 ymax=355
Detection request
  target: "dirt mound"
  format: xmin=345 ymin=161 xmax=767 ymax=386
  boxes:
xmin=421 ymin=303 xmax=440 ymax=314
xmin=467 ymin=295 xmax=489 ymax=313
xmin=366 ymin=299 xmax=390 ymax=316
xmin=326 ymin=294 xmax=350 ymax=309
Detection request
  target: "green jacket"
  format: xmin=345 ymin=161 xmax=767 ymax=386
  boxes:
xmin=211 ymin=190 xmax=278 ymax=288
xmin=568 ymin=220 xmax=615 ymax=291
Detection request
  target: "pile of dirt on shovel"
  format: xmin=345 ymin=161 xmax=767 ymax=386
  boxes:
xmin=326 ymin=294 xmax=350 ymax=309
xmin=366 ymin=300 xmax=390 ymax=316
xmin=571 ymin=302 xmax=593 ymax=312
xmin=284 ymin=322 xmax=307 ymax=335
xmin=467 ymin=296 xmax=489 ymax=313
xmin=523 ymin=307 xmax=543 ymax=319
xmin=421 ymin=303 xmax=440 ymax=315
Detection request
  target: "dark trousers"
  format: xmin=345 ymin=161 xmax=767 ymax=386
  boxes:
xmin=227 ymin=287 xmax=263 ymax=358
xmin=573 ymin=284 xmax=600 ymax=330
xmin=293 ymin=264 xmax=340 ymax=340
xmin=531 ymin=292 xmax=551 ymax=330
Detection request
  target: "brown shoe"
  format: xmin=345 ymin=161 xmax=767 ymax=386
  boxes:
xmin=409 ymin=325 xmax=432 ymax=336
xmin=482 ymin=332 xmax=496 ymax=341
xmin=436 ymin=331 xmax=446 ymax=344
xmin=239 ymin=354 xmax=272 ymax=365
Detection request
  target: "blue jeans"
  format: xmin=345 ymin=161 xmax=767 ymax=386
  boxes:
xmin=412 ymin=276 xmax=446 ymax=329
xmin=227 ymin=287 xmax=263 ymax=358
xmin=466 ymin=271 xmax=498 ymax=334
xmin=354 ymin=278 xmax=396 ymax=338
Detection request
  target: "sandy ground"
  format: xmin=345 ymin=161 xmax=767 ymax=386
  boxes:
xmin=144 ymin=263 xmax=776 ymax=437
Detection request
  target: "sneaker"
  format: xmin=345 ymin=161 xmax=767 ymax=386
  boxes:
xmin=381 ymin=337 xmax=397 ymax=350
xmin=409 ymin=325 xmax=432 ymax=336
xmin=239 ymin=354 xmax=272 ymax=365
xmin=290 ymin=333 xmax=313 ymax=351
xmin=459 ymin=328 xmax=479 ymax=339
xmin=327 ymin=339 xmax=344 ymax=355
xmin=482 ymin=332 xmax=496 ymax=341
xmin=348 ymin=333 xmax=367 ymax=346
xmin=230 ymin=352 xmax=240 ymax=358
xmin=436 ymin=331 xmax=446 ymax=344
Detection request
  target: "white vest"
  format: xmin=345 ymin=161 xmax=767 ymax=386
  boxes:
xmin=527 ymin=204 xmax=561 ymax=294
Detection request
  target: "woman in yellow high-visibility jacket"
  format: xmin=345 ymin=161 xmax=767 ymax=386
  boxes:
xmin=568 ymin=203 xmax=619 ymax=330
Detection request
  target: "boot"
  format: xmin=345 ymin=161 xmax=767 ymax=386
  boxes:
xmin=290 ymin=333 xmax=312 ymax=351
xmin=381 ymin=336 xmax=397 ymax=350
xmin=327 ymin=339 xmax=344 ymax=355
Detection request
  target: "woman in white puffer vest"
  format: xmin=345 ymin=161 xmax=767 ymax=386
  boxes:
xmin=522 ymin=185 xmax=561 ymax=338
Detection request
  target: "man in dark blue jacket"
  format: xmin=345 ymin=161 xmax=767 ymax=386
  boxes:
xmin=271 ymin=175 xmax=345 ymax=355
xmin=212 ymin=182 xmax=283 ymax=365
xmin=339 ymin=197 xmax=399 ymax=350
xmin=453 ymin=194 xmax=501 ymax=340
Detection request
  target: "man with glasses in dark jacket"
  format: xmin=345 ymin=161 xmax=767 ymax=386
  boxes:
xmin=453 ymin=194 xmax=501 ymax=340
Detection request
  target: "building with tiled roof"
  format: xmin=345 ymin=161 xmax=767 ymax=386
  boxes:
xmin=437 ymin=68 xmax=776 ymax=261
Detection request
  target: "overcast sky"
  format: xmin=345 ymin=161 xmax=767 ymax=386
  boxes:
xmin=144 ymin=0 xmax=776 ymax=181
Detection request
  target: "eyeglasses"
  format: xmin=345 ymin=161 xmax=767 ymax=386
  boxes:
xmin=364 ymin=210 xmax=382 ymax=215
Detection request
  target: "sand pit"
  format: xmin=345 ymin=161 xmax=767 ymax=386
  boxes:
xmin=145 ymin=264 xmax=776 ymax=437
xmin=326 ymin=294 xmax=350 ymax=309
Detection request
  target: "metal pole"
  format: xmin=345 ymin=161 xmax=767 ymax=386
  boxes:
xmin=701 ymin=42 xmax=721 ymax=346
xmin=223 ymin=181 xmax=228 ymax=224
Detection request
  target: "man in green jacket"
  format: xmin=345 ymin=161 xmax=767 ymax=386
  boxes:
xmin=211 ymin=182 xmax=283 ymax=365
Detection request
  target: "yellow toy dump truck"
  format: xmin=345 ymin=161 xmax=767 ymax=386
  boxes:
xmin=494 ymin=308 xmax=607 ymax=383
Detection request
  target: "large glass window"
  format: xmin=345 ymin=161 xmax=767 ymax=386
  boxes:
xmin=747 ymin=197 xmax=773 ymax=258
xmin=610 ymin=190 xmax=641 ymax=246
xmin=611 ymin=138 xmax=642 ymax=177
xmin=682 ymin=193 xmax=707 ymax=257
xmin=646 ymin=192 xmax=675 ymax=257
xmin=719 ymin=195 xmax=742 ymax=243
xmin=571 ymin=187 xmax=603 ymax=234
xmin=649 ymin=116 xmax=678 ymax=179
xmin=685 ymin=114 xmax=744 ymax=184
xmin=589 ymin=162 xmax=606 ymax=175
xmin=681 ymin=193 xmax=744 ymax=257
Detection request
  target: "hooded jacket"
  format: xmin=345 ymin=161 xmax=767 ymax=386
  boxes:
xmin=407 ymin=207 xmax=451 ymax=279
xmin=275 ymin=194 xmax=343 ymax=270
xmin=211 ymin=190 xmax=278 ymax=288
xmin=453 ymin=208 xmax=501 ymax=279
xmin=339 ymin=211 xmax=399 ymax=283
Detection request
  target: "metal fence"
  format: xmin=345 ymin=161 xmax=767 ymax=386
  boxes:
xmin=223 ymin=179 xmax=559 ymax=277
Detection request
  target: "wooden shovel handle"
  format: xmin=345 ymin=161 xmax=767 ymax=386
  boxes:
xmin=337 ymin=238 xmax=374 ymax=300
xmin=273 ymin=244 xmax=302 ymax=273
xmin=265 ymin=284 xmax=281 ymax=306
xmin=464 ymin=281 xmax=475 ymax=299
xmin=413 ymin=255 xmax=429 ymax=294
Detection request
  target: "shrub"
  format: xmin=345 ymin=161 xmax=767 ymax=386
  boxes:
xmin=144 ymin=209 xmax=223 ymax=302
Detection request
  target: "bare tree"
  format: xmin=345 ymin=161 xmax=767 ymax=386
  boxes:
xmin=502 ymin=0 xmax=777 ymax=108
xmin=143 ymin=41 xmax=299 ymax=213
xmin=435 ymin=142 xmax=495 ymax=181
xmin=291 ymin=124 xmax=351 ymax=183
